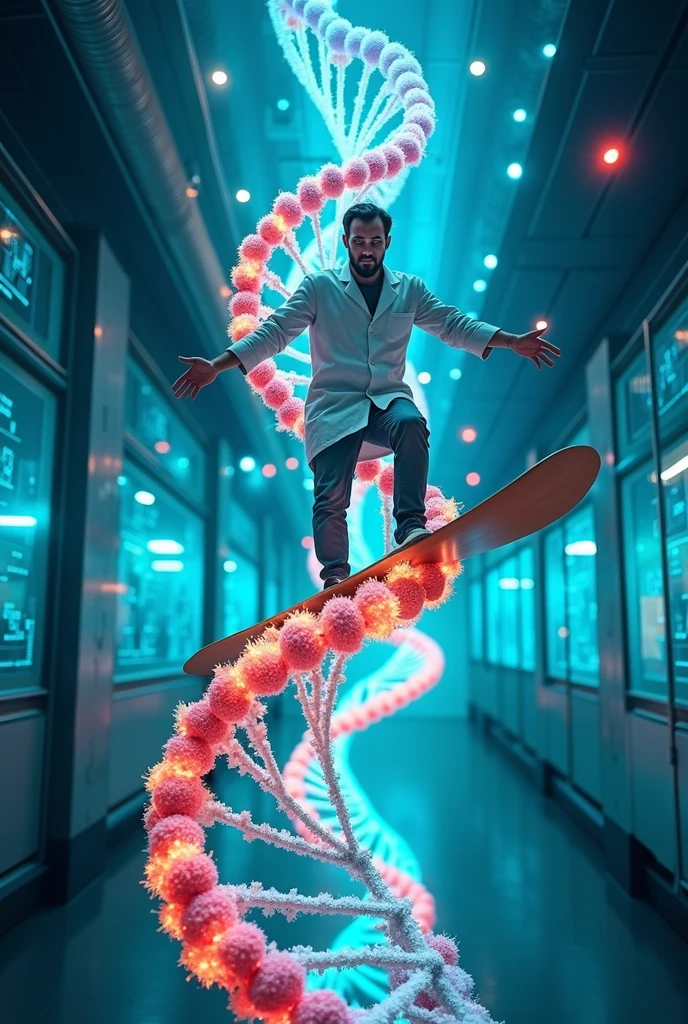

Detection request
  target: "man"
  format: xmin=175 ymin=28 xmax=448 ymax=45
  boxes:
xmin=173 ymin=202 xmax=559 ymax=590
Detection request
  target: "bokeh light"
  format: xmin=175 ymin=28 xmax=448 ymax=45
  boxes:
xmin=483 ymin=254 xmax=498 ymax=269
xmin=473 ymin=279 xmax=487 ymax=293
xmin=236 ymin=189 xmax=251 ymax=203
xmin=262 ymin=463 xmax=277 ymax=478
xmin=303 ymin=479 xmax=314 ymax=491
xmin=301 ymin=536 xmax=313 ymax=549
xmin=603 ymin=147 xmax=620 ymax=165
xmin=277 ymin=98 xmax=290 ymax=111
xmin=154 ymin=440 xmax=171 ymax=454
xmin=134 ymin=490 xmax=156 ymax=506
xmin=223 ymin=559 xmax=238 ymax=573
xmin=469 ymin=60 xmax=486 ymax=76
xmin=461 ymin=427 xmax=478 ymax=443
xmin=418 ymin=371 xmax=431 ymax=384
xmin=543 ymin=44 xmax=557 ymax=58
xmin=513 ymin=108 xmax=527 ymax=122
xmin=450 ymin=368 xmax=462 ymax=380
xmin=286 ymin=457 xmax=299 ymax=470
xmin=211 ymin=70 xmax=228 ymax=85
xmin=536 ymin=319 xmax=549 ymax=331
xmin=507 ymin=163 xmax=523 ymax=179
xmin=466 ymin=472 xmax=481 ymax=487
xmin=239 ymin=456 xmax=256 ymax=472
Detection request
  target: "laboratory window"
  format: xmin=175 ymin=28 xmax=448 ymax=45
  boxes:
xmin=486 ymin=568 xmax=501 ymax=665
xmin=519 ymin=546 xmax=536 ymax=672
xmin=0 ymin=355 xmax=56 ymax=691
xmin=614 ymin=348 xmax=652 ymax=458
xmin=545 ymin=507 xmax=599 ymax=685
xmin=652 ymin=290 xmax=688 ymax=441
xmin=125 ymin=354 xmax=206 ymax=494
xmin=469 ymin=580 xmax=483 ymax=661
xmin=661 ymin=434 xmax=688 ymax=706
xmin=114 ymin=461 xmax=204 ymax=680
xmin=223 ymin=552 xmax=260 ymax=637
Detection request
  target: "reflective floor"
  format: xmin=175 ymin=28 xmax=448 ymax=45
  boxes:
xmin=1 ymin=719 xmax=687 ymax=1024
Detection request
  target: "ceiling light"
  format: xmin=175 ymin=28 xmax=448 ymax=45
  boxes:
xmin=543 ymin=44 xmax=557 ymax=58
xmin=262 ymin=463 xmax=277 ymax=477
xmin=147 ymin=540 xmax=184 ymax=555
xmin=507 ymin=163 xmax=523 ymax=179
xmin=498 ymin=577 xmax=520 ymax=590
xmin=223 ymin=559 xmax=238 ymax=573
xmin=564 ymin=540 xmax=597 ymax=556
xmin=536 ymin=319 xmax=548 ymax=331
xmin=239 ymin=456 xmax=256 ymax=472
xmin=520 ymin=578 xmax=535 ymax=589
xmin=661 ymin=454 xmax=688 ymax=481
xmin=466 ymin=472 xmax=480 ymax=487
xmin=513 ymin=108 xmax=527 ymax=122
xmin=473 ymin=279 xmax=487 ymax=293
xmin=211 ymin=70 xmax=228 ymax=85
xmin=286 ymin=457 xmax=299 ymax=470
xmin=469 ymin=60 xmax=486 ymax=76
xmin=236 ymin=189 xmax=251 ymax=203
xmin=134 ymin=490 xmax=155 ymax=506
xmin=603 ymin=147 xmax=620 ymax=165
xmin=450 ymin=368 xmax=462 ymax=380
xmin=418 ymin=371 xmax=431 ymax=384
xmin=483 ymin=254 xmax=498 ymax=269
xmin=151 ymin=560 xmax=184 ymax=573
xmin=0 ymin=515 xmax=36 ymax=527
xmin=461 ymin=427 xmax=477 ymax=442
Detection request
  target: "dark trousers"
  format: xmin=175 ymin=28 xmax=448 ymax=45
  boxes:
xmin=311 ymin=398 xmax=430 ymax=581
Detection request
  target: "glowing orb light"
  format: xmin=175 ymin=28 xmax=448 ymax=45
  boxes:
xmin=466 ymin=472 xmax=481 ymax=486
xmin=469 ymin=60 xmax=486 ymax=76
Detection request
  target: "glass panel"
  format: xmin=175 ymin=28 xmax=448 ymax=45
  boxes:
xmin=653 ymin=291 xmax=688 ymax=434
xmin=125 ymin=356 xmax=206 ymax=493
xmin=115 ymin=461 xmax=204 ymax=679
xmin=498 ymin=556 xmax=520 ymax=668
xmin=486 ymin=568 xmax=501 ymax=665
xmin=519 ymin=547 xmax=536 ymax=671
xmin=615 ymin=349 xmax=652 ymax=457
xmin=0 ymin=356 xmax=55 ymax=691
xmin=0 ymin=180 xmax=65 ymax=360
xmin=661 ymin=435 xmax=688 ymax=706
xmin=469 ymin=580 xmax=483 ymax=661
xmin=223 ymin=554 xmax=259 ymax=636
xmin=564 ymin=506 xmax=599 ymax=686
xmin=621 ymin=463 xmax=667 ymax=699
xmin=545 ymin=526 xmax=567 ymax=680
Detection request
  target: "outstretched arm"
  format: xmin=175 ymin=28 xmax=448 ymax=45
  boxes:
xmin=172 ymin=276 xmax=316 ymax=401
xmin=413 ymin=280 xmax=560 ymax=370
xmin=227 ymin=275 xmax=316 ymax=374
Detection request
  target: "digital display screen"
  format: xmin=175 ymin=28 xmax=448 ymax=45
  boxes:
xmin=0 ymin=367 xmax=49 ymax=677
xmin=654 ymin=293 xmax=688 ymax=417
xmin=0 ymin=201 xmax=34 ymax=319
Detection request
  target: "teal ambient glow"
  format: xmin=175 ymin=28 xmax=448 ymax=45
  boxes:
xmin=450 ymin=368 xmax=462 ymax=380
xmin=483 ymin=254 xmax=498 ymax=269
xmin=473 ymin=279 xmax=487 ymax=293
xmin=240 ymin=456 xmax=256 ymax=472
xmin=277 ymin=98 xmax=290 ymax=111
xmin=507 ymin=162 xmax=523 ymax=179
xmin=543 ymin=43 xmax=557 ymax=58
xmin=513 ymin=108 xmax=527 ymax=122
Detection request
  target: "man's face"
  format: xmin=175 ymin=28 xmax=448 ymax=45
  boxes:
xmin=343 ymin=216 xmax=391 ymax=278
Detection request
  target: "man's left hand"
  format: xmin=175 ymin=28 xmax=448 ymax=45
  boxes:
xmin=509 ymin=328 xmax=561 ymax=370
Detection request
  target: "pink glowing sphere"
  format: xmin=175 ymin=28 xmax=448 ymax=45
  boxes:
xmin=164 ymin=734 xmax=215 ymax=777
xmin=230 ymin=291 xmax=261 ymax=318
xmin=279 ymin=611 xmax=327 ymax=670
xmin=318 ymin=163 xmax=346 ymax=198
xmin=277 ymin=396 xmax=305 ymax=429
xmin=427 ymin=933 xmax=459 ymax=966
xmin=343 ymin=157 xmax=369 ymax=189
xmin=395 ymin=136 xmax=423 ymax=165
xmin=207 ymin=676 xmax=253 ymax=723
xmin=258 ymin=214 xmax=286 ymax=246
xmin=218 ymin=922 xmax=267 ymax=979
xmin=236 ymin=641 xmax=290 ymax=697
xmin=153 ymin=776 xmax=206 ymax=819
xmin=181 ymin=887 xmax=238 ymax=946
xmin=293 ymin=990 xmax=352 ymax=1024
xmin=246 ymin=358 xmax=277 ymax=390
xmin=273 ymin=192 xmax=304 ymax=229
xmin=319 ymin=596 xmax=366 ymax=655
xmin=180 ymin=701 xmax=227 ymax=745
xmin=425 ymin=484 xmax=443 ymax=501
xmin=378 ymin=464 xmax=395 ymax=496
xmin=362 ymin=149 xmax=388 ymax=183
xmin=160 ymin=852 xmax=218 ymax=905
xmin=381 ymin=143 xmax=405 ymax=178
xmin=297 ymin=176 xmax=326 ymax=213
xmin=403 ymin=121 xmax=428 ymax=146
xmin=247 ymin=952 xmax=306 ymax=1014
xmin=417 ymin=562 xmax=446 ymax=602
xmin=240 ymin=233 xmax=272 ymax=263
xmin=230 ymin=314 xmax=260 ymax=342
xmin=231 ymin=264 xmax=262 ymax=293
xmin=263 ymin=376 xmax=294 ymax=409
xmin=387 ymin=576 xmax=426 ymax=621
xmin=425 ymin=515 xmax=446 ymax=533
xmin=148 ymin=814 xmax=206 ymax=858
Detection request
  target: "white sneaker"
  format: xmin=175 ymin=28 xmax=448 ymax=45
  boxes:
xmin=394 ymin=527 xmax=432 ymax=551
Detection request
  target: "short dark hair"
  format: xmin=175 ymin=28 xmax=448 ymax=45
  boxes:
xmin=342 ymin=202 xmax=392 ymax=238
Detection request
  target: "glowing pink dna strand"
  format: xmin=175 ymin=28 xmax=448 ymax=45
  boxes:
xmin=142 ymin=5 xmax=498 ymax=1023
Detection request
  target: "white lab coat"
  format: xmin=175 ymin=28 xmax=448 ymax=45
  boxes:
xmin=229 ymin=263 xmax=498 ymax=466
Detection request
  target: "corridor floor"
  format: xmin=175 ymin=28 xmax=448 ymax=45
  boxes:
xmin=1 ymin=719 xmax=687 ymax=1024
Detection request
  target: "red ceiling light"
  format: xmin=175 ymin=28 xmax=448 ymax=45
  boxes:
xmin=602 ymin=146 xmax=620 ymax=165
xmin=535 ymin=319 xmax=548 ymax=331
xmin=262 ymin=463 xmax=277 ymax=478
xmin=461 ymin=427 xmax=477 ymax=443
xmin=466 ymin=472 xmax=481 ymax=486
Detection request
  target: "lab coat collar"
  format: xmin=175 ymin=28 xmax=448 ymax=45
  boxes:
xmin=338 ymin=262 xmax=400 ymax=320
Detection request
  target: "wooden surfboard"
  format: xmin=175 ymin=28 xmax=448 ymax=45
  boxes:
xmin=184 ymin=444 xmax=601 ymax=675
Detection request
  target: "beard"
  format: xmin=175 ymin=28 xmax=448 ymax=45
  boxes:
xmin=350 ymin=251 xmax=384 ymax=278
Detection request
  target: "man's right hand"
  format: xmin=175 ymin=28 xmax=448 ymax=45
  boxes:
xmin=172 ymin=356 xmax=218 ymax=401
